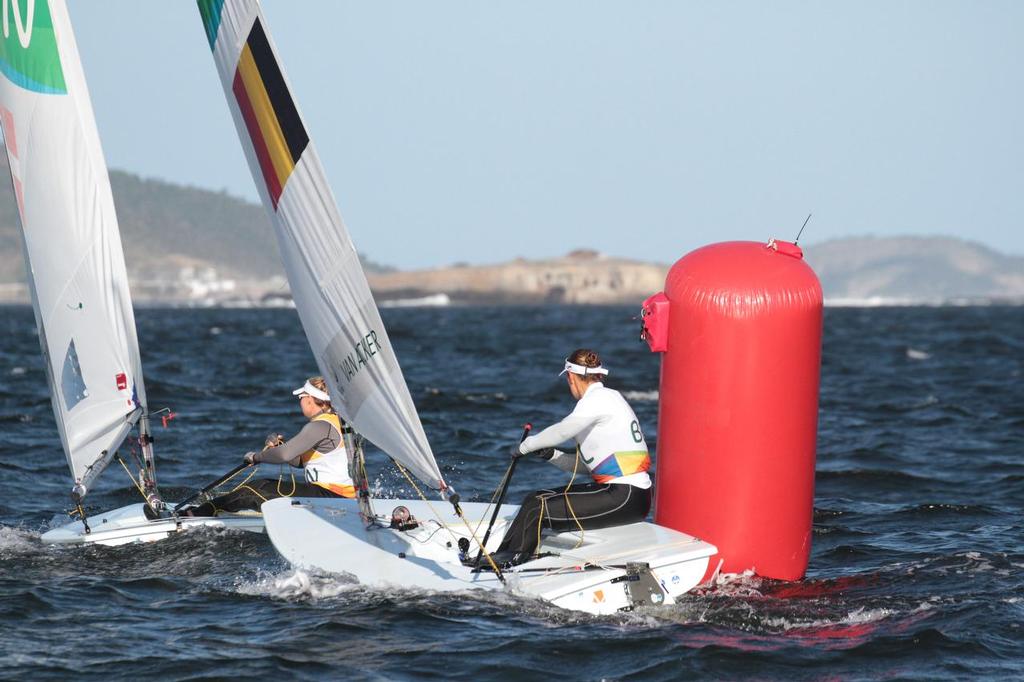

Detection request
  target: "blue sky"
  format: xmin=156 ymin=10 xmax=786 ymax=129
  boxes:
xmin=68 ymin=1 xmax=1023 ymax=269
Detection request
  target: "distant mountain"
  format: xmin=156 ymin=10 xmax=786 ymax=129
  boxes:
xmin=0 ymin=157 xmax=1020 ymax=304
xmin=369 ymin=239 xmax=1024 ymax=306
xmin=802 ymin=236 xmax=1024 ymax=303
xmin=0 ymin=152 xmax=393 ymax=301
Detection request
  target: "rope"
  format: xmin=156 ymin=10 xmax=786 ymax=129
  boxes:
xmin=563 ymin=447 xmax=586 ymax=546
xmin=393 ymin=460 xmax=459 ymax=543
xmin=117 ymin=454 xmax=150 ymax=502
xmin=471 ymin=461 xmax=514 ymax=538
xmin=276 ymin=465 xmax=297 ymax=497
xmin=227 ymin=465 xmax=259 ymax=493
xmin=393 ymin=460 xmax=505 ymax=579
xmin=532 ymin=446 xmax=586 ymax=557
xmin=180 ymin=462 xmax=261 ymax=516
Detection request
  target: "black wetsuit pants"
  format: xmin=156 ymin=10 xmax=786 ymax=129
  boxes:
xmin=190 ymin=477 xmax=342 ymax=516
xmin=495 ymin=482 xmax=651 ymax=559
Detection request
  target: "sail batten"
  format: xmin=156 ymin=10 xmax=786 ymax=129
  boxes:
xmin=200 ymin=0 xmax=446 ymax=489
xmin=0 ymin=0 xmax=148 ymax=495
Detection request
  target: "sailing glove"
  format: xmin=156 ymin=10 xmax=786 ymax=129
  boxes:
xmin=511 ymin=446 xmax=555 ymax=460
xmin=532 ymin=447 xmax=555 ymax=460
xmin=244 ymin=451 xmax=258 ymax=465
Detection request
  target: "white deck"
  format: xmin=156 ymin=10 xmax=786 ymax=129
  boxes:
xmin=262 ymin=496 xmax=716 ymax=615
xmin=40 ymin=503 xmax=265 ymax=546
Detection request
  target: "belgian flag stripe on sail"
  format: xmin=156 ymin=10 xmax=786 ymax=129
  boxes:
xmin=235 ymin=46 xmax=292 ymax=199
xmin=232 ymin=69 xmax=282 ymax=204
xmin=231 ymin=18 xmax=309 ymax=209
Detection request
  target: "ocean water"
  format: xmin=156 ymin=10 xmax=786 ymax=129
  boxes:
xmin=0 ymin=304 xmax=1021 ymax=680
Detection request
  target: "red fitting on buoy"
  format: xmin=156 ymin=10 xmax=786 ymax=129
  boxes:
xmin=640 ymin=292 xmax=670 ymax=352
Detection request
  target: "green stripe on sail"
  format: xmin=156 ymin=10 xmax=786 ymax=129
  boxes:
xmin=0 ymin=0 xmax=66 ymax=94
xmin=197 ymin=0 xmax=226 ymax=50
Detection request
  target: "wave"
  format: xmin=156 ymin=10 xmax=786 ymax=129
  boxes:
xmin=825 ymin=296 xmax=1024 ymax=308
xmin=816 ymin=468 xmax=935 ymax=486
xmin=906 ymin=347 xmax=932 ymax=360
xmin=379 ymin=293 xmax=452 ymax=308
xmin=622 ymin=390 xmax=659 ymax=402
xmin=893 ymin=503 xmax=997 ymax=518
xmin=235 ymin=568 xmax=361 ymax=601
xmin=0 ymin=525 xmax=39 ymax=557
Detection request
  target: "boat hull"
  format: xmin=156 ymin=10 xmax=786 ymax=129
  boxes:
xmin=40 ymin=503 xmax=265 ymax=546
xmin=262 ymin=496 xmax=716 ymax=615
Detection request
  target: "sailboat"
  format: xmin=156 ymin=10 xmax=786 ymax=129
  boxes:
xmin=198 ymin=0 xmax=717 ymax=615
xmin=0 ymin=0 xmax=262 ymax=546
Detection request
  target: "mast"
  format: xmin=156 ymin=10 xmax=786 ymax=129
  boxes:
xmin=344 ymin=428 xmax=375 ymax=524
xmin=137 ymin=413 xmax=163 ymax=511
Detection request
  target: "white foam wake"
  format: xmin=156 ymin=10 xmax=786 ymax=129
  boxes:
xmin=0 ymin=525 xmax=39 ymax=556
xmin=236 ymin=568 xmax=360 ymax=601
xmin=622 ymin=390 xmax=659 ymax=402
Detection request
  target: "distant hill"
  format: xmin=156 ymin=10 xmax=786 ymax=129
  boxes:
xmin=0 ymin=157 xmax=1021 ymax=304
xmin=368 ymin=249 xmax=667 ymax=304
xmin=369 ymin=239 xmax=1024 ymax=305
xmin=0 ymin=151 xmax=393 ymax=299
xmin=802 ymin=236 xmax=1024 ymax=303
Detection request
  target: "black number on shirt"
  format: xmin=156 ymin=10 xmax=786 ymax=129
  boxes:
xmin=631 ymin=420 xmax=643 ymax=443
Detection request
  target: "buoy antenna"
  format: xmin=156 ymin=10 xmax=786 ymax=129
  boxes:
xmin=794 ymin=213 xmax=812 ymax=245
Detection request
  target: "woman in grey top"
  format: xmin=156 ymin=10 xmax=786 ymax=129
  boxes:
xmin=185 ymin=376 xmax=355 ymax=516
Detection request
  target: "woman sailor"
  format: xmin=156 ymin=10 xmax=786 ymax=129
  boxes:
xmin=186 ymin=376 xmax=356 ymax=516
xmin=489 ymin=349 xmax=652 ymax=566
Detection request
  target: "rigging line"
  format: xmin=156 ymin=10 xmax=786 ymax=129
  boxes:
xmin=536 ymin=447 xmax=586 ymax=554
xmin=471 ymin=462 xmax=515 ymax=538
xmin=277 ymin=464 xmax=297 ymax=497
xmin=116 ymin=454 xmax=149 ymax=503
xmin=393 ymin=459 xmax=460 ymax=544
xmin=401 ymin=521 xmax=448 ymax=545
xmin=393 ymin=459 xmax=505 ymax=580
xmin=226 ymin=465 xmax=259 ymax=494
xmin=185 ymin=463 xmax=261 ymax=514
xmin=564 ymin=446 xmax=585 ymax=547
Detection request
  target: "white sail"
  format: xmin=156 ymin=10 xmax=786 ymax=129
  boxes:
xmin=0 ymin=0 xmax=148 ymax=496
xmin=198 ymin=0 xmax=446 ymax=490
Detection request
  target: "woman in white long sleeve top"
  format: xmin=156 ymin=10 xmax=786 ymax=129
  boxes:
xmin=491 ymin=349 xmax=652 ymax=566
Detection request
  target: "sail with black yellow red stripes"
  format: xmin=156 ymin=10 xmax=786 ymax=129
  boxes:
xmin=197 ymin=0 xmax=447 ymax=491
xmin=231 ymin=18 xmax=308 ymax=208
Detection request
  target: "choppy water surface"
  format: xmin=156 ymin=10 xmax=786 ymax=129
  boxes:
xmin=1 ymin=304 xmax=1021 ymax=680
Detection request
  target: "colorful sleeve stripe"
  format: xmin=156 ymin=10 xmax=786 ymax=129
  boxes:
xmin=231 ymin=18 xmax=309 ymax=209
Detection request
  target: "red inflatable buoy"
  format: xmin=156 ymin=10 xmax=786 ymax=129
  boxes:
xmin=642 ymin=240 xmax=823 ymax=582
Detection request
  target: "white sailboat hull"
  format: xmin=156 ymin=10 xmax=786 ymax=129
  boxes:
xmin=262 ymin=496 xmax=717 ymax=616
xmin=40 ymin=503 xmax=264 ymax=547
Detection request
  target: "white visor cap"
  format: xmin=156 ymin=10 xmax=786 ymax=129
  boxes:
xmin=559 ymin=359 xmax=609 ymax=377
xmin=292 ymin=380 xmax=331 ymax=402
